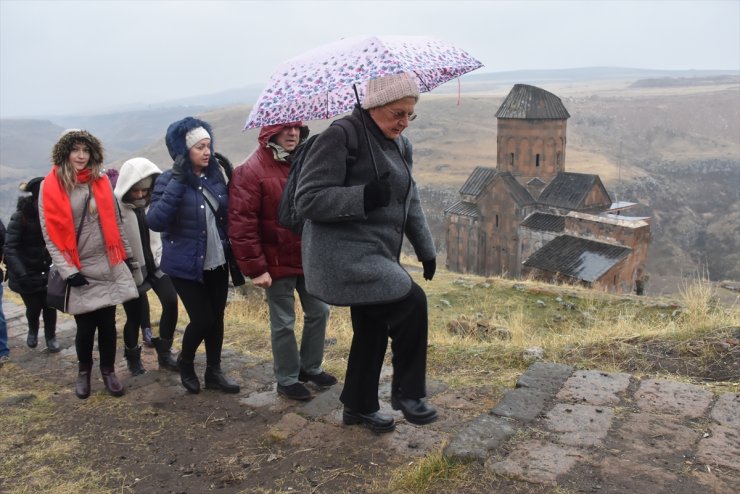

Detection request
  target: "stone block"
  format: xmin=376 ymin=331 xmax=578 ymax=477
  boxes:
xmin=444 ymin=413 xmax=516 ymax=463
xmin=485 ymin=439 xmax=585 ymax=484
xmin=556 ymin=370 xmax=631 ymax=405
xmin=697 ymin=425 xmax=740 ymax=472
xmin=635 ymin=379 xmax=713 ymax=418
xmin=710 ymin=393 xmax=740 ymax=428
xmin=544 ymin=403 xmax=614 ymax=446
xmin=516 ymin=362 xmax=573 ymax=394
xmin=491 ymin=388 xmax=550 ymax=422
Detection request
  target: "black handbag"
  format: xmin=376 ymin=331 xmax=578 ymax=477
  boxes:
xmin=47 ymin=194 xmax=89 ymax=312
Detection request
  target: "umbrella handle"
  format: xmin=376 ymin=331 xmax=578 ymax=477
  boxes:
xmin=353 ymin=84 xmax=380 ymax=181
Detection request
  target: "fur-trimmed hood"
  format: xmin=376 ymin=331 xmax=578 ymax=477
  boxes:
xmin=165 ymin=116 xmax=215 ymax=160
xmin=51 ymin=130 xmax=104 ymax=167
xmin=114 ymin=157 xmax=162 ymax=202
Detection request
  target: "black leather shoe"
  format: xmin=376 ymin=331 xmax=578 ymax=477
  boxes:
xmin=343 ymin=407 xmax=395 ymax=433
xmin=298 ymin=370 xmax=338 ymax=388
xmin=391 ymin=395 xmax=438 ymax=425
xmin=204 ymin=366 xmax=240 ymax=394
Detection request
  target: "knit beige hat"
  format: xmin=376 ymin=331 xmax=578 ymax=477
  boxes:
xmin=362 ymin=73 xmax=420 ymax=109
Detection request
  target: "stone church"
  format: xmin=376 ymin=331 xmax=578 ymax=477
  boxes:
xmin=444 ymin=84 xmax=650 ymax=294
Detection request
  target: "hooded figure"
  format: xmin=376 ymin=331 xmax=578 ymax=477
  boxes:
xmin=229 ymin=122 xmax=336 ymax=401
xmin=4 ymin=177 xmax=60 ymax=352
xmin=114 ymin=157 xmax=179 ymax=375
xmin=39 ymin=129 xmax=137 ymax=399
xmin=146 ymin=116 xmax=240 ymax=395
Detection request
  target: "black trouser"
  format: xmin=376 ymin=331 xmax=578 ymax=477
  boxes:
xmin=20 ymin=291 xmax=57 ymax=339
xmin=74 ymin=306 xmax=117 ymax=367
xmin=170 ymin=265 xmax=228 ymax=366
xmin=341 ymin=282 xmax=429 ymax=413
xmin=122 ymin=274 xmax=179 ymax=348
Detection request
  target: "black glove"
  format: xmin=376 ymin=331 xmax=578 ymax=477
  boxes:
xmin=171 ymin=155 xmax=188 ymax=183
xmin=363 ymin=172 xmax=391 ymax=213
xmin=422 ymin=258 xmax=436 ymax=281
xmin=66 ymin=272 xmax=89 ymax=287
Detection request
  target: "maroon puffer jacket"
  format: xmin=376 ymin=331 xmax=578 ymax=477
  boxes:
xmin=228 ymin=123 xmax=308 ymax=280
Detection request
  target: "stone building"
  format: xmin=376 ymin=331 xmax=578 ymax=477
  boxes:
xmin=445 ymin=84 xmax=650 ymax=294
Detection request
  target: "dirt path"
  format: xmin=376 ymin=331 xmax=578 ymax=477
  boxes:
xmin=1 ymin=297 xmax=738 ymax=493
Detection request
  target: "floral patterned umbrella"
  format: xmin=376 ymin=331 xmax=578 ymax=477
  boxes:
xmin=244 ymin=35 xmax=484 ymax=129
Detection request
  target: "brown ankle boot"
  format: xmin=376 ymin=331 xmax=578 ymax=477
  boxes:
xmin=100 ymin=366 xmax=125 ymax=397
xmin=75 ymin=362 xmax=92 ymax=399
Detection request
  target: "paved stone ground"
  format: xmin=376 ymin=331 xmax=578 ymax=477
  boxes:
xmin=2 ymin=297 xmax=739 ymax=492
xmin=445 ymin=362 xmax=740 ymax=493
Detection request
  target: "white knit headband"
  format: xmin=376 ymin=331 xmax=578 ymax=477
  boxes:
xmin=185 ymin=127 xmax=210 ymax=149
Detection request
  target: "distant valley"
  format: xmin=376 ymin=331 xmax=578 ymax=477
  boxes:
xmin=1 ymin=68 xmax=738 ymax=287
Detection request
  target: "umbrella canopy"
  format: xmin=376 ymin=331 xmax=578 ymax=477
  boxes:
xmin=244 ymin=35 xmax=483 ymax=129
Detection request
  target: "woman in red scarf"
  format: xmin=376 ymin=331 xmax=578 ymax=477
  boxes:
xmin=39 ymin=129 xmax=138 ymax=399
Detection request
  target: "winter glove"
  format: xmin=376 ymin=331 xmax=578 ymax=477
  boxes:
xmin=171 ymin=155 xmax=187 ymax=183
xmin=422 ymin=258 xmax=436 ymax=281
xmin=66 ymin=272 xmax=89 ymax=287
xmin=363 ymin=172 xmax=391 ymax=213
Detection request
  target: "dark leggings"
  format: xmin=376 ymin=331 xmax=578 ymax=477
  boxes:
xmin=74 ymin=306 xmax=117 ymax=367
xmin=20 ymin=291 xmax=57 ymax=339
xmin=122 ymin=274 xmax=178 ymax=348
xmin=170 ymin=265 xmax=228 ymax=366
xmin=341 ymin=282 xmax=429 ymax=413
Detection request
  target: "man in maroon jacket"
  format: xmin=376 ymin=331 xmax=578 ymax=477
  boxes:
xmin=228 ymin=122 xmax=337 ymax=400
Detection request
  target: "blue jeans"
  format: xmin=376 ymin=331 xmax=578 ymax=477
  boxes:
xmin=265 ymin=275 xmax=329 ymax=386
xmin=0 ymin=282 xmax=8 ymax=357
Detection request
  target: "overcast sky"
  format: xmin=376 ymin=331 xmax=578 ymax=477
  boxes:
xmin=1 ymin=0 xmax=738 ymax=118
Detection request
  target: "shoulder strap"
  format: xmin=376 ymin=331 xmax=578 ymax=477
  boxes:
xmin=76 ymin=193 xmax=91 ymax=244
xmin=332 ymin=117 xmax=358 ymax=164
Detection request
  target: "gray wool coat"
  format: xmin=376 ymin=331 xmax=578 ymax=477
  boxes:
xmin=39 ymin=178 xmax=138 ymax=315
xmin=295 ymin=107 xmax=435 ymax=306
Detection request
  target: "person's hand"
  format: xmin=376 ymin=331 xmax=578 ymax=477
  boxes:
xmin=66 ymin=273 xmax=89 ymax=287
xmin=363 ymin=172 xmax=391 ymax=213
xmin=171 ymin=155 xmax=188 ymax=183
xmin=252 ymin=272 xmax=272 ymax=289
xmin=422 ymin=258 xmax=436 ymax=281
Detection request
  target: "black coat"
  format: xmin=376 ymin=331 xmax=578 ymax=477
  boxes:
xmin=5 ymin=196 xmax=52 ymax=294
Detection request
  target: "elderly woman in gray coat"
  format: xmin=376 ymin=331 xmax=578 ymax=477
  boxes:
xmin=40 ymin=129 xmax=138 ymax=399
xmin=295 ymin=72 xmax=438 ymax=433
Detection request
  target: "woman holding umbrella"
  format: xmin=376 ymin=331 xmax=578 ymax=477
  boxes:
xmin=295 ymin=72 xmax=438 ymax=433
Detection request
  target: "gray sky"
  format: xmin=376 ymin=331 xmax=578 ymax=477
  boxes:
xmin=1 ymin=0 xmax=738 ymax=118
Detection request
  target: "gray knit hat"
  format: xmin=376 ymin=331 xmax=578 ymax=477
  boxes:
xmin=362 ymin=73 xmax=420 ymax=109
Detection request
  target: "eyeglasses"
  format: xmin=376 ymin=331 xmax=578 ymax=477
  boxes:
xmin=384 ymin=108 xmax=417 ymax=122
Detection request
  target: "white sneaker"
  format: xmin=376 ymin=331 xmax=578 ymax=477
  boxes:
xmin=0 ymin=355 xmax=10 ymax=367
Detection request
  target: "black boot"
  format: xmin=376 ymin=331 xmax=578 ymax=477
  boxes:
xmin=152 ymin=337 xmax=179 ymax=372
xmin=75 ymin=362 xmax=92 ymax=399
xmin=204 ymin=365 xmax=240 ymax=394
xmin=46 ymin=337 xmax=61 ymax=353
xmin=100 ymin=366 xmax=125 ymax=397
xmin=124 ymin=346 xmax=146 ymax=376
xmin=177 ymin=355 xmax=200 ymax=393
xmin=26 ymin=328 xmax=39 ymax=348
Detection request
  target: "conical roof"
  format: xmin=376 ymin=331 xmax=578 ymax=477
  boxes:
xmin=495 ymin=84 xmax=570 ymax=119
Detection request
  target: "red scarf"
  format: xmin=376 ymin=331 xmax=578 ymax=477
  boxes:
xmin=42 ymin=166 xmax=126 ymax=268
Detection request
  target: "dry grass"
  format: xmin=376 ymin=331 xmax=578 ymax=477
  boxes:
xmin=2 ymin=265 xmax=736 ymax=493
